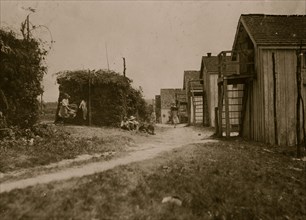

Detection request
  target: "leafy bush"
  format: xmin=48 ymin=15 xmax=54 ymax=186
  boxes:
xmin=56 ymin=70 xmax=147 ymax=126
xmin=0 ymin=28 xmax=47 ymax=128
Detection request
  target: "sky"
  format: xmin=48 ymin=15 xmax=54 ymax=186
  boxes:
xmin=1 ymin=0 xmax=305 ymax=102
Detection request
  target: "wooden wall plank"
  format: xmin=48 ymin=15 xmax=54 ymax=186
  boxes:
xmin=264 ymin=49 xmax=275 ymax=145
xmin=258 ymin=48 xmax=264 ymax=141
xmin=209 ymin=74 xmax=218 ymax=127
xmin=263 ymin=49 xmax=270 ymax=144
xmin=286 ymin=51 xmax=296 ymax=146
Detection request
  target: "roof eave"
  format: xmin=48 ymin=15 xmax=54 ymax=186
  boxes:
xmin=257 ymin=42 xmax=306 ymax=47
xmin=232 ymin=16 xmax=258 ymax=51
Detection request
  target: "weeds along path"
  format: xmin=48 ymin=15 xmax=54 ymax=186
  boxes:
xmin=0 ymin=125 xmax=216 ymax=193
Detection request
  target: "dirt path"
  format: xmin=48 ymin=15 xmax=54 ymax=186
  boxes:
xmin=0 ymin=125 xmax=216 ymax=193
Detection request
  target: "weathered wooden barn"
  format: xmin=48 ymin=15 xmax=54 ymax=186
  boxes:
xmin=183 ymin=71 xmax=204 ymax=125
xmin=218 ymin=14 xmax=306 ymax=146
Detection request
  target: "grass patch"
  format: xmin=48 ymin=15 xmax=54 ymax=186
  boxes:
xmin=0 ymin=140 xmax=305 ymax=219
xmin=0 ymin=124 xmax=134 ymax=173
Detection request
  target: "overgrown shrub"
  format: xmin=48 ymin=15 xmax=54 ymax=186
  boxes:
xmin=0 ymin=28 xmax=47 ymax=128
xmin=56 ymin=70 xmax=147 ymax=126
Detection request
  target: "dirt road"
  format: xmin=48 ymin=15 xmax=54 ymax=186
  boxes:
xmin=0 ymin=124 xmax=216 ymax=193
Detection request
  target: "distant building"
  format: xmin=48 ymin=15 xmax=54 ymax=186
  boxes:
xmin=160 ymin=88 xmax=185 ymax=124
xmin=155 ymin=95 xmax=161 ymax=123
xmin=183 ymin=70 xmax=203 ymax=125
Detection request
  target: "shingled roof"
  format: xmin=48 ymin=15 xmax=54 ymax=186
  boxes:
xmin=183 ymin=70 xmax=200 ymax=90
xmin=200 ymin=56 xmax=219 ymax=78
xmin=160 ymin=88 xmax=182 ymax=109
xmin=234 ymin=14 xmax=306 ymax=47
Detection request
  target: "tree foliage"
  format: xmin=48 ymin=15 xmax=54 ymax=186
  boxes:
xmin=56 ymin=69 xmax=147 ymax=126
xmin=0 ymin=28 xmax=47 ymax=127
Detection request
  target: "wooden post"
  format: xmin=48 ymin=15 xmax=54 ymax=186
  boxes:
xmin=239 ymin=83 xmax=249 ymax=136
xmin=123 ymin=57 xmax=126 ymax=77
xmin=88 ymin=70 xmax=92 ymax=126
xmin=236 ymin=52 xmax=240 ymax=75
xmin=272 ymin=53 xmax=278 ymax=145
xmin=224 ymin=79 xmax=230 ymax=137
xmin=215 ymin=107 xmax=219 ymax=135
xmin=122 ymin=58 xmax=127 ymax=116
xmin=217 ymin=83 xmax=223 ymax=137
xmin=187 ymin=82 xmax=191 ymax=125
xmin=217 ymin=53 xmax=223 ymax=137
xmin=296 ymin=50 xmax=302 ymax=156
xmin=202 ymin=81 xmax=205 ymax=126
xmin=26 ymin=15 xmax=30 ymax=40
xmin=105 ymin=43 xmax=110 ymax=71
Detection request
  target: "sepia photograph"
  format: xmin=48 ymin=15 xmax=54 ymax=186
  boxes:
xmin=0 ymin=0 xmax=306 ymax=219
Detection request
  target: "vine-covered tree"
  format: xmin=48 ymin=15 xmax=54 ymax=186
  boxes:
xmin=56 ymin=69 xmax=148 ymax=126
xmin=0 ymin=28 xmax=47 ymax=128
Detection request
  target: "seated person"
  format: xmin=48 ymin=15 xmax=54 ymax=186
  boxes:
xmin=120 ymin=116 xmax=130 ymax=130
xmin=128 ymin=116 xmax=139 ymax=130
xmin=139 ymin=122 xmax=155 ymax=135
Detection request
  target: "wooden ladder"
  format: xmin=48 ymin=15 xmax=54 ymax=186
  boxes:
xmin=189 ymin=80 xmax=203 ymax=124
xmin=218 ymin=81 xmax=249 ymax=137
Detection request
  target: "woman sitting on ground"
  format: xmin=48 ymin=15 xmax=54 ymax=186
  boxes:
xmin=120 ymin=116 xmax=130 ymax=130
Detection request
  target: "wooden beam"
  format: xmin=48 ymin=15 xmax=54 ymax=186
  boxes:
xmin=218 ymin=83 xmax=223 ymax=137
xmin=88 ymin=70 xmax=92 ymax=126
xmin=224 ymin=79 xmax=230 ymax=137
xmin=215 ymin=107 xmax=219 ymax=135
xmin=272 ymin=52 xmax=278 ymax=145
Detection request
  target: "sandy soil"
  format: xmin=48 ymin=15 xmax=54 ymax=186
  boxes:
xmin=0 ymin=124 xmax=216 ymax=193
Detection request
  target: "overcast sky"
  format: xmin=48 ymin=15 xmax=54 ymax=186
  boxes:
xmin=1 ymin=0 xmax=305 ymax=101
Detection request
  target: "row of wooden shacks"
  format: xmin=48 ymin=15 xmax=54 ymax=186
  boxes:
xmin=155 ymin=14 xmax=306 ymax=147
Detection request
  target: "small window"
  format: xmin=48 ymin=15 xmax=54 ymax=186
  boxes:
xmin=303 ymin=52 xmax=306 ymax=69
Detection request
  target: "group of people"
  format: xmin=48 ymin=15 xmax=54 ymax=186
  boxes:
xmin=57 ymin=93 xmax=88 ymax=123
xmin=120 ymin=111 xmax=156 ymax=135
xmin=120 ymin=116 xmax=139 ymax=131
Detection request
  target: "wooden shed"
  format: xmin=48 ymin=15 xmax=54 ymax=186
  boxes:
xmin=200 ymin=54 xmax=219 ymax=127
xmin=219 ymin=14 xmax=306 ymax=146
xmin=183 ymin=71 xmax=204 ymax=125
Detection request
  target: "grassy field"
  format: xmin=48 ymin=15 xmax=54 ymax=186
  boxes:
xmin=1 ymin=139 xmax=305 ymax=219
xmin=0 ymin=124 xmax=136 ymax=173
